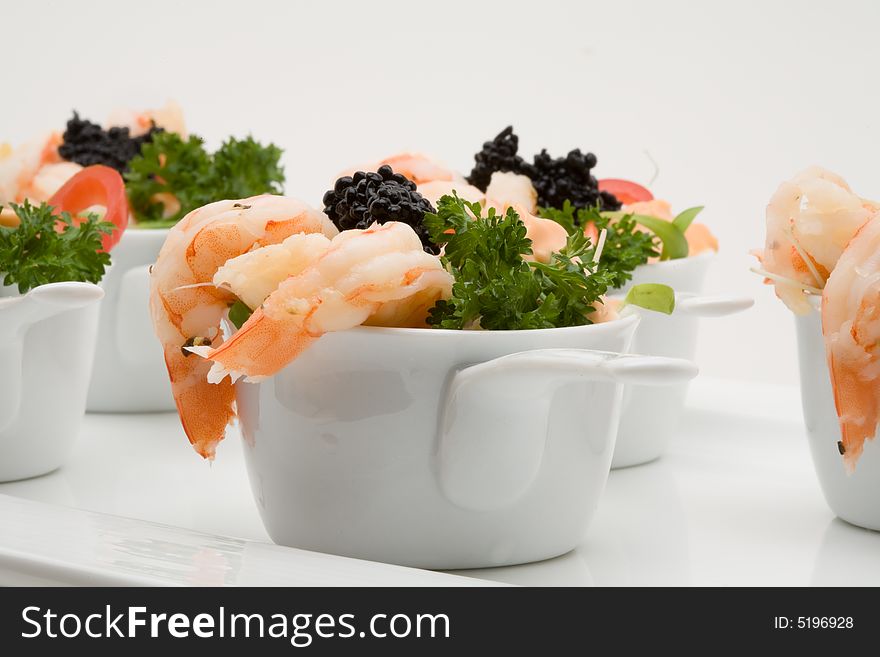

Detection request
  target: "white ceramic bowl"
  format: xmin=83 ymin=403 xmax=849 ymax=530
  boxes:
xmin=236 ymin=315 xmax=698 ymax=569
xmin=620 ymin=250 xmax=714 ymax=295
xmin=795 ymin=298 xmax=880 ymax=530
xmin=610 ymin=293 xmax=753 ymax=468
xmin=86 ymin=227 xmax=173 ymax=412
xmin=0 ymin=282 xmax=104 ymax=481
xmin=610 ymin=252 xmax=752 ymax=468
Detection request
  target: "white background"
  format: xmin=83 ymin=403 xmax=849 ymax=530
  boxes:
xmin=4 ymin=0 xmax=879 ymax=385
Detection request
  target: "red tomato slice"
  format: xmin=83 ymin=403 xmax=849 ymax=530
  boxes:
xmin=598 ymin=178 xmax=654 ymax=206
xmin=48 ymin=165 xmax=129 ymax=252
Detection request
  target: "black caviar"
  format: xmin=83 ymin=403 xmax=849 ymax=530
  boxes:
xmin=322 ymin=165 xmax=439 ymax=254
xmin=58 ymin=112 xmax=161 ymax=174
xmin=466 ymin=125 xmax=532 ymax=190
xmin=530 ymin=148 xmax=621 ymax=212
xmin=466 ymin=126 xmax=621 ymax=213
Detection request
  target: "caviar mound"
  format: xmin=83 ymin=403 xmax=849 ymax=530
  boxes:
xmin=530 ymin=148 xmax=621 ymax=213
xmin=58 ymin=112 xmax=161 ymax=174
xmin=322 ymin=165 xmax=439 ymax=254
xmin=466 ymin=125 xmax=532 ymax=191
xmin=466 ymin=126 xmax=622 ymax=213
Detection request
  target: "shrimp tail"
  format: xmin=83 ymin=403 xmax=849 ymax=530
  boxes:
xmin=149 ymin=195 xmax=339 ymax=459
xmin=164 ymin=348 xmax=236 ymax=459
xmin=827 ymin=354 xmax=878 ymax=470
xmin=821 ymin=216 xmax=880 ymax=469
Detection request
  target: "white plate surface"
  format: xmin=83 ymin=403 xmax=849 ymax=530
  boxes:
xmin=2 ymin=378 xmax=879 ymax=586
xmin=0 ymin=495 xmax=492 ymax=587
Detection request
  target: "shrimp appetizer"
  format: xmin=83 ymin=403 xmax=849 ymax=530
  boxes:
xmin=754 ymin=167 xmax=878 ymax=314
xmin=155 ymin=155 xmax=675 ymax=459
xmin=0 ymin=102 xmax=185 ymax=207
xmin=465 ymin=126 xmax=716 ymax=286
xmin=756 ymin=167 xmax=880 ymax=468
xmin=335 ymin=152 xmax=458 ymax=187
xmin=150 ymin=194 xmax=453 ymax=458
xmin=1 ymin=103 xmax=285 ymax=230
xmin=149 ymin=195 xmax=339 ymax=458
xmin=337 ymin=126 xmax=716 ymax=285
xmin=193 ymin=221 xmax=453 ymax=385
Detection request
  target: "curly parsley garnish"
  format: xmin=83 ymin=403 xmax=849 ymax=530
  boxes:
xmin=424 ymin=193 xmax=614 ymax=330
xmin=0 ymin=201 xmax=113 ymax=293
xmin=540 ymin=201 xmax=705 ymax=288
xmin=125 ymin=132 xmax=285 ymax=227
xmin=539 ymin=201 xmax=658 ymax=289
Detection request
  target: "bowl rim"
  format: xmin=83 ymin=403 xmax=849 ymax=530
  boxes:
xmin=633 ymin=249 xmax=714 ymax=272
xmin=121 ymin=224 xmax=171 ymax=238
xmin=341 ymin=311 xmax=638 ymax=338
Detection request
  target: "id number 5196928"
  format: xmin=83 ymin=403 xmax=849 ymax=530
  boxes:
xmin=774 ymin=617 xmax=853 ymax=630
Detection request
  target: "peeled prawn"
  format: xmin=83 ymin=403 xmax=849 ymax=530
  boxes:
xmin=485 ymin=171 xmax=537 ymax=214
xmin=822 ymin=214 xmax=880 ymax=468
xmin=191 ymin=221 xmax=453 ymax=392
xmin=336 ymin=153 xmax=458 ymax=186
xmin=417 ymin=180 xmax=484 ymax=207
xmin=149 ymin=195 xmax=338 ymax=458
xmin=105 ymin=100 xmax=187 ymax=137
xmin=0 ymin=132 xmax=62 ymax=204
xmin=757 ymin=167 xmax=878 ymax=314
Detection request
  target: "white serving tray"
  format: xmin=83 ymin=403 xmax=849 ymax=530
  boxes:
xmin=0 ymin=495 xmax=493 ymax=586
xmin=1 ymin=378 xmax=879 ymax=586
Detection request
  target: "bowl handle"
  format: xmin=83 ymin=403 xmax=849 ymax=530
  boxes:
xmin=674 ymin=294 xmax=754 ymax=318
xmin=437 ymin=349 xmax=697 ymax=511
xmin=0 ymin=283 xmax=104 ymax=432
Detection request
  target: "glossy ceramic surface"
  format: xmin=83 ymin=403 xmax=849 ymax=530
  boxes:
xmin=621 ymin=250 xmax=714 ymax=295
xmin=86 ymin=227 xmax=172 ymax=412
xmin=610 ymin=292 xmax=753 ymax=468
xmin=0 ymin=282 xmax=104 ymax=481
xmin=236 ymin=316 xmax=697 ymax=569
xmin=795 ymin=299 xmax=880 ymax=531
xmin=4 ymin=378 xmax=876 ymax=586
xmin=610 ymin=252 xmax=753 ymax=468
xmin=0 ymin=494 xmax=489 ymax=586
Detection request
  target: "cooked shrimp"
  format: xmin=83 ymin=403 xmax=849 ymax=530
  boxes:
xmin=19 ymin=161 xmax=83 ymax=202
xmin=457 ymin=172 xmax=564 ymax=263
xmin=106 ymin=100 xmax=187 ymax=137
xmin=588 ymin=296 xmax=619 ymax=324
xmin=515 ymin=205 xmax=568 ymax=263
xmin=756 ymin=166 xmax=878 ymax=314
xmin=0 ymin=132 xmax=62 ymax=204
xmin=684 ymin=223 xmax=718 ymax=255
xmin=336 ymin=153 xmax=457 ymax=186
xmin=417 ymin=180 xmax=484 ymax=207
xmin=822 ymin=214 xmax=880 ymax=468
xmin=191 ymin=222 xmax=453 ymax=395
xmin=625 ymin=199 xmax=674 ymax=221
xmin=149 ymin=195 xmax=338 ymax=459
xmin=485 ymin=171 xmax=537 ymax=213
xmin=214 ymin=232 xmax=331 ymax=309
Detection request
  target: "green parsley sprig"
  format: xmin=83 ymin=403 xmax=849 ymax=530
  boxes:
xmin=0 ymin=201 xmax=113 ymax=293
xmin=540 ymin=201 xmax=705 ymax=287
xmin=539 ymin=201 xmax=658 ymax=289
xmin=424 ymin=193 xmax=615 ymax=330
xmin=125 ymin=132 xmax=285 ymax=227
